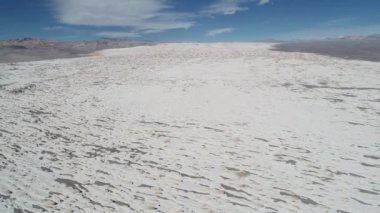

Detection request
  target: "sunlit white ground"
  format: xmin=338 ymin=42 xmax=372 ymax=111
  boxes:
xmin=0 ymin=43 xmax=379 ymax=212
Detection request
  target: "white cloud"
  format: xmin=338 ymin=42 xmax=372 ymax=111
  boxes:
xmin=52 ymin=0 xmax=270 ymax=36
xmin=207 ymin=28 xmax=234 ymax=37
xmin=202 ymin=0 xmax=270 ymax=15
xmin=258 ymin=0 xmax=270 ymax=6
xmin=319 ymin=17 xmax=356 ymax=27
xmin=42 ymin=26 xmax=68 ymax=31
xmin=96 ymin=31 xmax=140 ymax=38
xmin=53 ymin=0 xmax=194 ymax=33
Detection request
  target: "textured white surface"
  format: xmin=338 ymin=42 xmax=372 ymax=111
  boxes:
xmin=0 ymin=43 xmax=379 ymax=212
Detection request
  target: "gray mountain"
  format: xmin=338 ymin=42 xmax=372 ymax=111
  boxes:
xmin=0 ymin=38 xmax=154 ymax=63
xmin=272 ymin=34 xmax=380 ymax=62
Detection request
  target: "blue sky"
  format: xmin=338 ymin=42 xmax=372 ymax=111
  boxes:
xmin=1 ymin=0 xmax=380 ymax=41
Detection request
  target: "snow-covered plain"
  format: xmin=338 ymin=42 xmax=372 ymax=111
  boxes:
xmin=0 ymin=43 xmax=379 ymax=212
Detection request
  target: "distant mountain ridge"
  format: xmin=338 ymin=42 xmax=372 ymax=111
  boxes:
xmin=272 ymin=34 xmax=380 ymax=62
xmin=0 ymin=38 xmax=154 ymax=63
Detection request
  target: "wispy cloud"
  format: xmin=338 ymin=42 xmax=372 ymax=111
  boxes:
xmin=207 ymin=28 xmax=235 ymax=37
xmin=258 ymin=0 xmax=270 ymax=6
xmin=52 ymin=0 xmax=270 ymax=38
xmin=53 ymin=0 xmax=195 ymax=33
xmin=202 ymin=0 xmax=270 ymax=15
xmin=96 ymin=31 xmax=140 ymax=38
xmin=319 ymin=17 xmax=356 ymax=27
xmin=42 ymin=25 xmax=69 ymax=31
